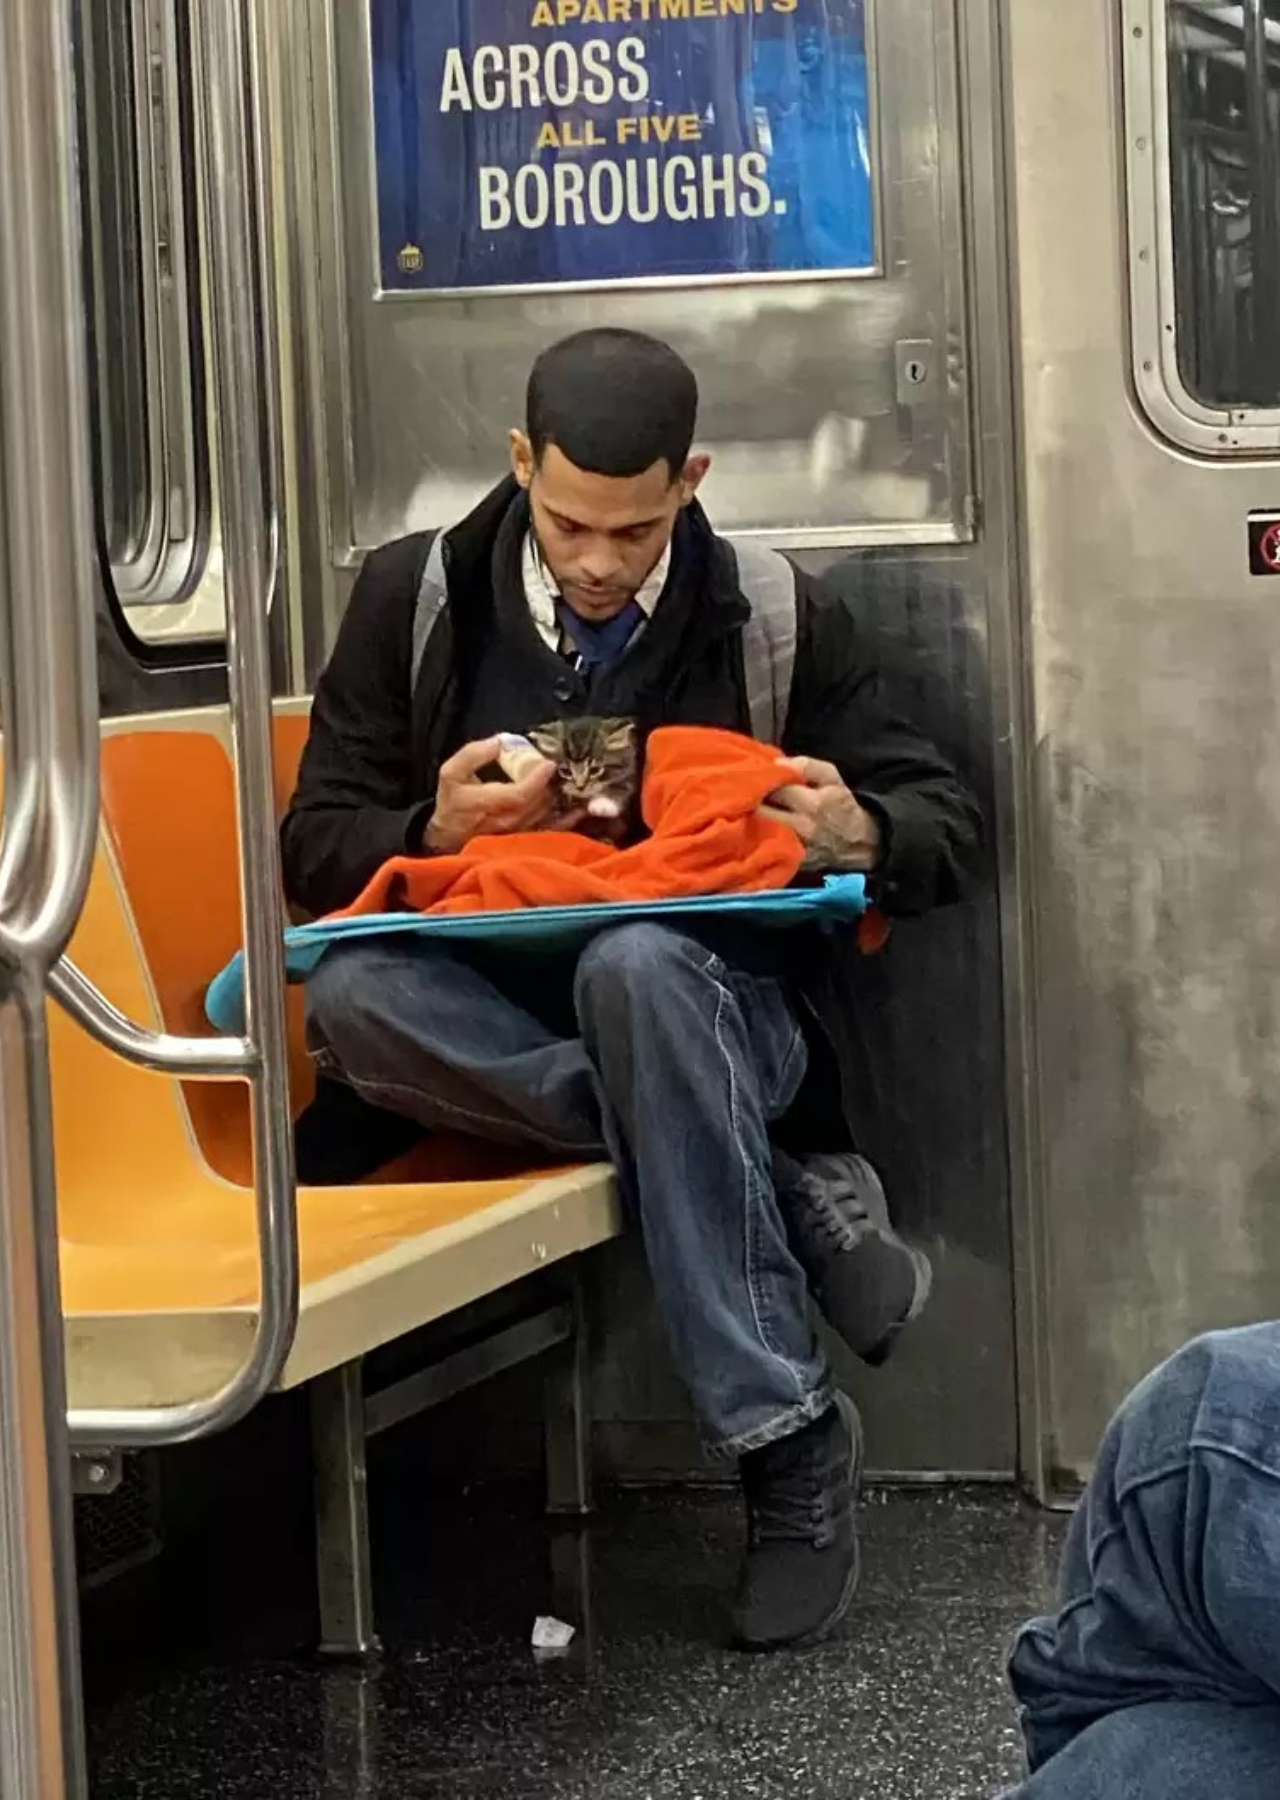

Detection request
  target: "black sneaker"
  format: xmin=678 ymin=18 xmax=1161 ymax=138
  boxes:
xmin=778 ymin=1151 xmax=933 ymax=1368
xmin=731 ymin=1392 xmax=863 ymax=1651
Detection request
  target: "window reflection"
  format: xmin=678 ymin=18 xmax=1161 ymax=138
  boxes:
xmin=77 ymin=1 xmax=152 ymax=570
xmin=1168 ymin=0 xmax=1280 ymax=409
xmin=73 ymin=0 xmax=223 ymax=640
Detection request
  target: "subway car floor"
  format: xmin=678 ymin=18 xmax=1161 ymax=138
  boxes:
xmin=81 ymin=1427 xmax=1069 ymax=1800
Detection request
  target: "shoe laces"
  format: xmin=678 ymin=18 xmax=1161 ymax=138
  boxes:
xmin=742 ymin=1425 xmax=846 ymax=1547
xmin=793 ymin=1156 xmax=885 ymax=1256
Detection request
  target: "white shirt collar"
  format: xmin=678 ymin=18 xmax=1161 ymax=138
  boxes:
xmin=522 ymin=532 xmax=671 ymax=649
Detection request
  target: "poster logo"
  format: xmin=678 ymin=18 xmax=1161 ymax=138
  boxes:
xmin=369 ymin=0 xmax=874 ymax=294
xmin=1248 ymin=513 xmax=1280 ymax=576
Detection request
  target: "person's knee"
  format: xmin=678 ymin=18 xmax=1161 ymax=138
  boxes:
xmin=1115 ymin=1323 xmax=1280 ymax=1463
xmin=1010 ymin=1701 xmax=1280 ymax=1800
xmin=574 ymin=924 xmax=705 ymax=1023
xmin=305 ymin=943 xmax=399 ymax=1037
xmin=1182 ymin=1322 xmax=1280 ymax=1396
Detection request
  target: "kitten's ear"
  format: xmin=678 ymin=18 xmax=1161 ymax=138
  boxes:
xmin=604 ymin=720 xmax=637 ymax=751
xmin=527 ymin=725 xmax=558 ymax=756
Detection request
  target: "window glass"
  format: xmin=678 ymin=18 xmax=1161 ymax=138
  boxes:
xmin=74 ymin=0 xmax=226 ymax=643
xmin=1167 ymin=0 xmax=1280 ymax=409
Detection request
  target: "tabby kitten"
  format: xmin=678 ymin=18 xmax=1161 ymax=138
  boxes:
xmin=527 ymin=716 xmax=640 ymax=842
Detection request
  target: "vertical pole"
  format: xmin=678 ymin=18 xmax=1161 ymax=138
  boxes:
xmin=0 ymin=0 xmax=107 ymax=1791
xmin=0 ymin=978 xmax=88 ymax=1798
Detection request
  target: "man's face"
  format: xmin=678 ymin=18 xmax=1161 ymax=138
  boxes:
xmin=510 ymin=435 xmax=708 ymax=622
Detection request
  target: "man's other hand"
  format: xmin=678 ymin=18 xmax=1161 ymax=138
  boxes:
xmin=760 ymin=757 xmax=883 ymax=874
xmin=423 ymin=737 xmax=561 ymax=854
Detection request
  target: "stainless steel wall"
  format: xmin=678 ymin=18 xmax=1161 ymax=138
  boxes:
xmin=312 ymin=0 xmax=973 ymax=587
xmin=587 ymin=543 xmax=1016 ymax=1482
xmin=1005 ymin=0 xmax=1280 ymax=1490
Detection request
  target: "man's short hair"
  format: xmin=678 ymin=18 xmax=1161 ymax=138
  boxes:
xmin=527 ymin=329 xmax=698 ymax=481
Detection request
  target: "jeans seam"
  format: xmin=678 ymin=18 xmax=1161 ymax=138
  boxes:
xmin=339 ymin=1069 xmax=602 ymax=1158
xmin=700 ymin=948 xmax=811 ymax=1407
xmin=1186 ymin=1439 xmax=1280 ymax=1487
xmin=1112 ymin=1455 xmax=1197 ymax=1512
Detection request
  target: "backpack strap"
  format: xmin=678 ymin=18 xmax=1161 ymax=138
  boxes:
xmin=411 ymin=525 xmax=799 ymax=748
xmin=410 ymin=529 xmax=449 ymax=696
xmin=732 ymin=540 xmax=798 ymax=745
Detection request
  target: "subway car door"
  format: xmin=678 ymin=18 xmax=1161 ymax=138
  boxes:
xmin=263 ymin=0 xmax=1018 ymax=1481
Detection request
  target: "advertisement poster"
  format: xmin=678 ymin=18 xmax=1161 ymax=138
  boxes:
xmin=369 ymin=0 xmax=875 ymax=293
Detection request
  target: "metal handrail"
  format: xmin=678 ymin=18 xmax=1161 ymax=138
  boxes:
xmin=0 ymin=3 xmax=298 ymax=1792
xmin=66 ymin=0 xmax=300 ymax=1449
xmin=48 ymin=958 xmax=255 ymax=1079
xmin=0 ymin=97 xmax=102 ymax=952
xmin=0 ymin=1 xmax=112 ymax=1791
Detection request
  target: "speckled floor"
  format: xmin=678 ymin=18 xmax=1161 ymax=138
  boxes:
xmin=83 ymin=1472 xmax=1067 ymax=1799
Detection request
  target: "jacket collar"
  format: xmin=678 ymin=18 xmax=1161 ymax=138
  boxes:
xmin=441 ymin=477 xmax=748 ymax=631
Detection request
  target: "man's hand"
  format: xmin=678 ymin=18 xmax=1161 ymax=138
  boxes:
xmin=423 ymin=736 xmax=563 ymax=854
xmin=760 ymin=757 xmax=883 ymax=874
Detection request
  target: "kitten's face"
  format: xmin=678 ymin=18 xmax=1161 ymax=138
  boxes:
xmin=528 ymin=717 xmax=639 ymax=824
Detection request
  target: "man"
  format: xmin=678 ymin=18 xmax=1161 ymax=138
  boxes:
xmin=282 ymin=328 xmax=981 ymax=1650
xmin=1001 ymin=1323 xmax=1280 ymax=1796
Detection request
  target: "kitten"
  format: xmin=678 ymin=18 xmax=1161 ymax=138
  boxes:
xmin=527 ymin=716 xmax=640 ymax=842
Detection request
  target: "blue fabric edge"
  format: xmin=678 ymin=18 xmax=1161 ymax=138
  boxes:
xmin=205 ymin=877 xmax=867 ymax=1034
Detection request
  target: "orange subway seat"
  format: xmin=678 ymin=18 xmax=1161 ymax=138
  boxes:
xmin=97 ymin=716 xmax=530 ymax=1190
xmin=48 ymin=709 xmax=615 ymax=1344
xmin=51 ymin=791 xmax=541 ymax=1317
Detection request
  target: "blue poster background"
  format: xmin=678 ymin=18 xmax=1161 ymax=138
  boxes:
xmin=370 ymin=0 xmax=873 ymax=292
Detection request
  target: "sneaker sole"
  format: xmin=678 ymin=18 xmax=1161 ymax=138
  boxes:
xmin=861 ymin=1245 xmax=934 ymax=1370
xmin=786 ymin=1390 xmax=865 ymax=1651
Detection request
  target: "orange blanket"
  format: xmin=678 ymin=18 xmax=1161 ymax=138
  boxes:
xmin=335 ymin=725 xmax=805 ymax=919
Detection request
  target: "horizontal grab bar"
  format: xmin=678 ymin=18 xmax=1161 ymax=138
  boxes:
xmin=48 ymin=959 xmax=255 ymax=1079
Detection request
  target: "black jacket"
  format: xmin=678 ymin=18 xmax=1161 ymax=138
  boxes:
xmin=282 ymin=481 xmax=982 ymax=1149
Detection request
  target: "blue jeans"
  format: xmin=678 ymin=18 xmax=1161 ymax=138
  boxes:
xmin=305 ymin=924 xmax=833 ymax=1456
xmin=1003 ymin=1323 xmax=1280 ymax=1797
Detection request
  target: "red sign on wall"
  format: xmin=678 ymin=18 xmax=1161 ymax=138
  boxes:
xmin=1248 ymin=513 xmax=1280 ymax=576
